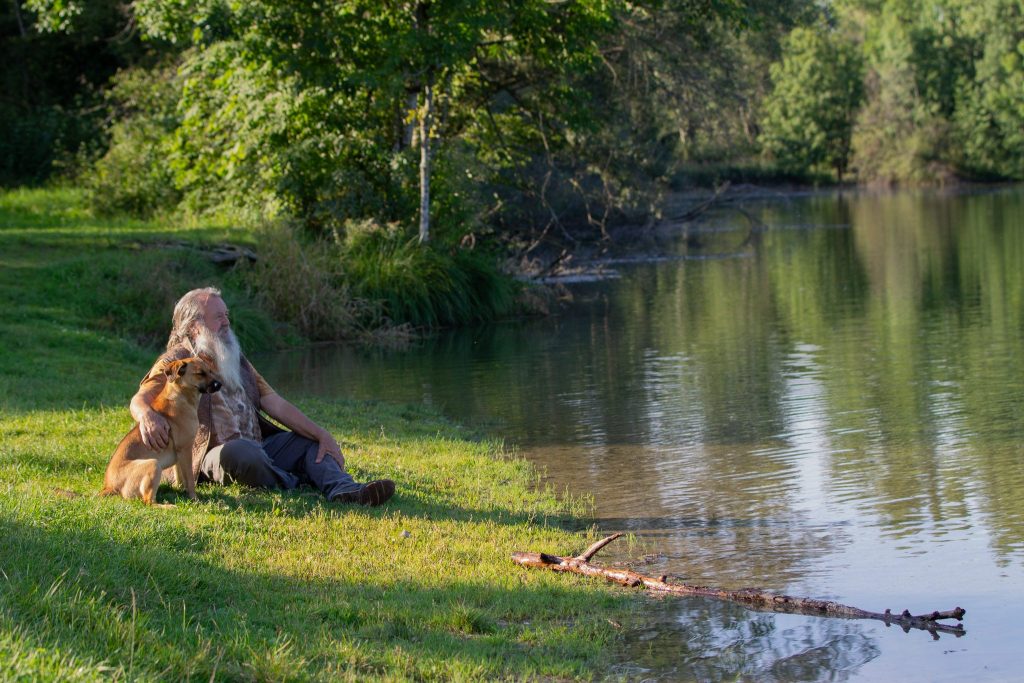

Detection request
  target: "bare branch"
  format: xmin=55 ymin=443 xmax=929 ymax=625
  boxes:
xmin=576 ymin=532 xmax=623 ymax=561
xmin=513 ymin=535 xmax=967 ymax=638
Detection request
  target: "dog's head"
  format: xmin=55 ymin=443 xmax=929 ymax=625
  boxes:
xmin=165 ymin=357 xmax=223 ymax=395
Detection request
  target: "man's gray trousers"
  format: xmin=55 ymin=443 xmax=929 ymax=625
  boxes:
xmin=199 ymin=432 xmax=363 ymax=500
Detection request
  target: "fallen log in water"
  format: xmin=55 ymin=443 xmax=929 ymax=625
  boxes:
xmin=513 ymin=533 xmax=966 ymax=638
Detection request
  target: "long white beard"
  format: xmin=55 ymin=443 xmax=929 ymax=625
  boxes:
xmin=194 ymin=327 xmax=243 ymax=393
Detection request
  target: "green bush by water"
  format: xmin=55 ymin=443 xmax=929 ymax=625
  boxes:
xmin=343 ymin=224 xmax=518 ymax=329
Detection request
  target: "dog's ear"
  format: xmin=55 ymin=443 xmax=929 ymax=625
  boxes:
xmin=163 ymin=360 xmax=188 ymax=380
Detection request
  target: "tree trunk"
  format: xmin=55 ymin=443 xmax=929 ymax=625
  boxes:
xmin=418 ymin=80 xmax=433 ymax=245
xmin=11 ymin=0 xmax=27 ymax=36
xmin=513 ymin=534 xmax=966 ymax=639
xmin=415 ymin=1 xmax=433 ymax=245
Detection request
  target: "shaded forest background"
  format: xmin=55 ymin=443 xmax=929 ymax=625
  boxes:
xmin=3 ymin=0 xmax=1023 ymax=333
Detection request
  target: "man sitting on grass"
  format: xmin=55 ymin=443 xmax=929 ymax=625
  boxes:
xmin=130 ymin=286 xmax=395 ymax=506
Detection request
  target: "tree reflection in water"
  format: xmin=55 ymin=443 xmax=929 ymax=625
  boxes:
xmin=614 ymin=596 xmax=880 ymax=682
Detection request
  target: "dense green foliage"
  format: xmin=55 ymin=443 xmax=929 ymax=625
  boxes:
xmin=5 ymin=0 xmax=1024 ymax=331
xmin=845 ymin=0 xmax=1024 ymax=183
xmin=118 ymin=0 xmax=630 ymax=238
xmin=0 ymin=0 xmax=152 ymax=184
xmin=754 ymin=0 xmax=1024 ymax=185
xmin=7 ymin=0 xmax=1024 ymax=204
xmin=6 ymin=0 xmax=795 ymax=330
xmin=4 ymin=1 xmax=799 ymax=224
xmin=761 ymin=26 xmax=864 ymax=180
xmin=950 ymin=2 xmax=1024 ymax=179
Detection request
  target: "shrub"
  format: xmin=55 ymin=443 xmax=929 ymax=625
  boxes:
xmin=244 ymin=221 xmax=373 ymax=342
xmin=85 ymin=65 xmax=182 ymax=217
xmin=760 ymin=26 xmax=864 ymax=182
xmin=0 ymin=104 xmax=64 ymax=186
xmin=342 ymin=221 xmax=517 ymax=329
xmin=87 ymin=119 xmax=182 ymax=217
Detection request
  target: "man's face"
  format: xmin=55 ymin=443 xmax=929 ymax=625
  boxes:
xmin=190 ymin=295 xmax=243 ymax=391
xmin=197 ymin=295 xmax=231 ymax=338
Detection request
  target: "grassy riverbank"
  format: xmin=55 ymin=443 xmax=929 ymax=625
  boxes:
xmin=0 ymin=188 xmax=631 ymax=680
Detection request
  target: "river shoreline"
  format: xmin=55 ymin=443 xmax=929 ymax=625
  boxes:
xmin=521 ymin=180 xmax=1024 ymax=284
xmin=282 ymin=185 xmax=1024 ymax=681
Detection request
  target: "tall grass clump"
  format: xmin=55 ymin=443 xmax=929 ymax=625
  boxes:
xmin=342 ymin=220 xmax=518 ymax=329
xmin=244 ymin=221 xmax=377 ymax=342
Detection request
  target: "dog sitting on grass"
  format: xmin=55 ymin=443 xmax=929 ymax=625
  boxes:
xmin=101 ymin=357 xmax=222 ymax=506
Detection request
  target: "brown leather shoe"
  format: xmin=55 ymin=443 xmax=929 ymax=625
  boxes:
xmin=334 ymin=480 xmax=395 ymax=506
xmin=359 ymin=479 xmax=395 ymax=506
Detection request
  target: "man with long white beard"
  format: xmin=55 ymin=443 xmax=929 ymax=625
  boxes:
xmin=129 ymin=287 xmax=395 ymax=505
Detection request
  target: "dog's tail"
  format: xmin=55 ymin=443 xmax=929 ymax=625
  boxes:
xmin=97 ymin=486 xmax=116 ymax=497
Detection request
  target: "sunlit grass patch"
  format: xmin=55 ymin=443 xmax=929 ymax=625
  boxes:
xmin=0 ymin=401 xmax=625 ymax=681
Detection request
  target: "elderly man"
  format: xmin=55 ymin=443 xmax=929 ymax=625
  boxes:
xmin=130 ymin=287 xmax=395 ymax=505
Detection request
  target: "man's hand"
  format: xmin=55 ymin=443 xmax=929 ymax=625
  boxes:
xmin=139 ymin=408 xmax=170 ymax=451
xmin=260 ymin=392 xmax=346 ymax=469
xmin=315 ymin=430 xmax=346 ymax=470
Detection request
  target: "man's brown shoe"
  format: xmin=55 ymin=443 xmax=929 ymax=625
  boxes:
xmin=359 ymin=479 xmax=395 ymax=506
xmin=334 ymin=480 xmax=395 ymax=506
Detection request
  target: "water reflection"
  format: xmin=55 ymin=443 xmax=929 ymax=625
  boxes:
xmin=258 ymin=187 xmax=1024 ymax=680
xmin=613 ymin=597 xmax=881 ymax=682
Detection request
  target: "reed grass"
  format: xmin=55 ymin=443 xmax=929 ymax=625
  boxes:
xmin=244 ymin=220 xmax=373 ymax=343
xmin=343 ymin=227 xmax=517 ymax=329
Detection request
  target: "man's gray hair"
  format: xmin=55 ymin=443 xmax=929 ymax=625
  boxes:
xmin=167 ymin=287 xmax=222 ymax=351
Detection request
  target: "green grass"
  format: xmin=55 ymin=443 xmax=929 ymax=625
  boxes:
xmin=0 ymin=187 xmax=280 ymax=355
xmin=0 ymin=187 xmax=633 ymax=681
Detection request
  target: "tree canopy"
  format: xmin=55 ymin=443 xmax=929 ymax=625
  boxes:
xmin=4 ymin=0 xmax=1022 ymax=239
xmin=760 ymin=26 xmax=864 ymax=181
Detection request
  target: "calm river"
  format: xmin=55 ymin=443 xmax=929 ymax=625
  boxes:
xmin=258 ymin=187 xmax=1024 ymax=681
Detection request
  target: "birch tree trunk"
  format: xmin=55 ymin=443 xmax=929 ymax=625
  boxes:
xmin=418 ymin=80 xmax=433 ymax=244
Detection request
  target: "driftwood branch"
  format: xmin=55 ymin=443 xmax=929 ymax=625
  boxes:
xmin=664 ymin=181 xmax=732 ymax=224
xmin=513 ymin=533 xmax=966 ymax=639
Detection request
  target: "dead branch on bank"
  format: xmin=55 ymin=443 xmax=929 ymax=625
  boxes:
xmin=513 ymin=533 xmax=966 ymax=639
xmin=662 ymin=181 xmax=733 ymax=224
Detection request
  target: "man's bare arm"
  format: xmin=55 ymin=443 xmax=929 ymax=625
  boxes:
xmin=130 ymin=381 xmax=170 ymax=450
xmin=260 ymin=392 xmax=345 ymax=468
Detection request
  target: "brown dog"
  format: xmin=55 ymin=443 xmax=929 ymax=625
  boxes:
xmin=101 ymin=357 xmax=222 ymax=506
